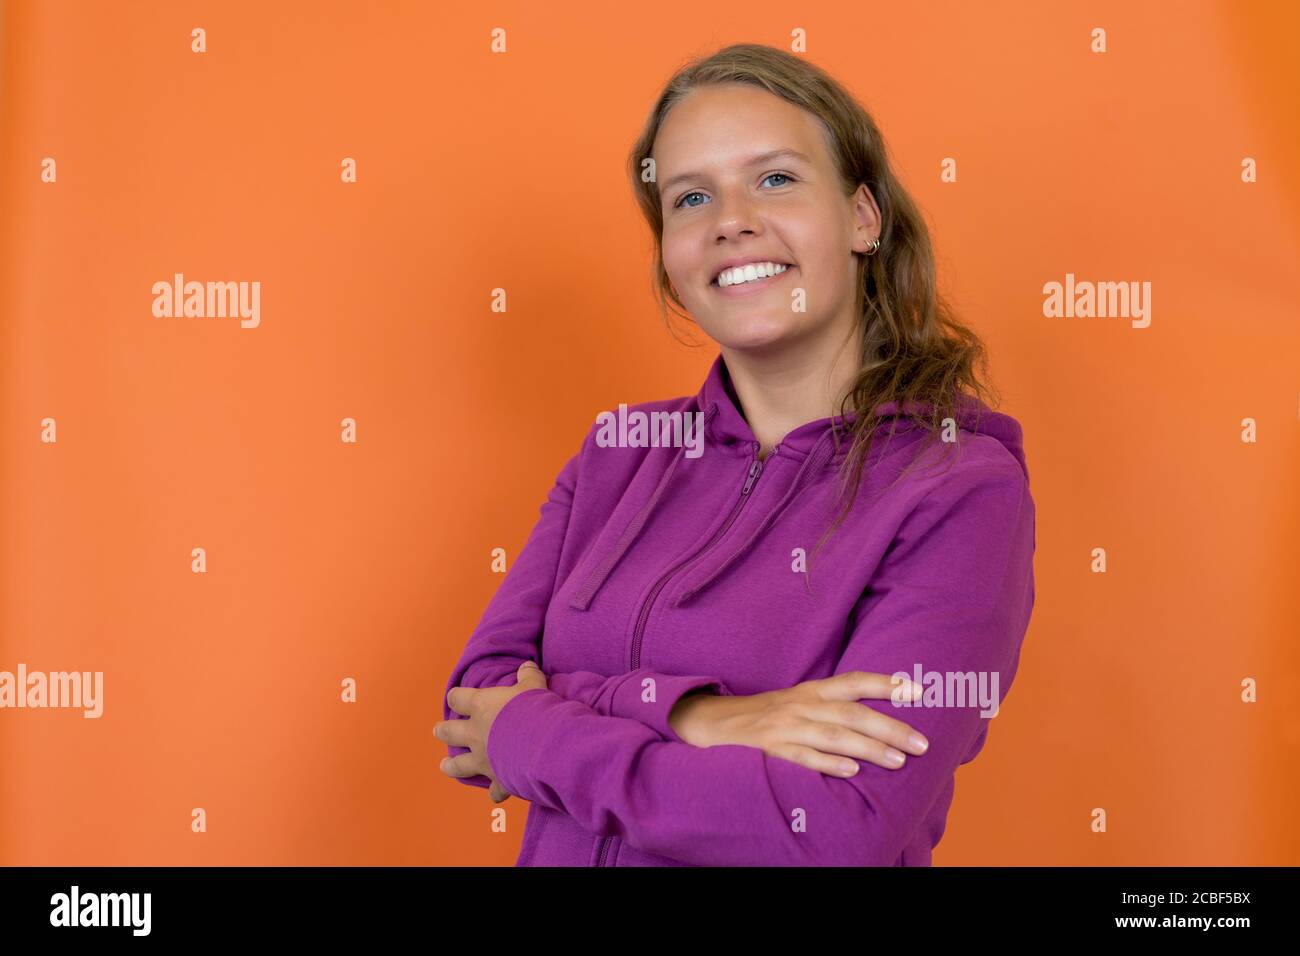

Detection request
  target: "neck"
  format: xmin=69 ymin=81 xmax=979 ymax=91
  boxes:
xmin=721 ymin=323 xmax=864 ymax=461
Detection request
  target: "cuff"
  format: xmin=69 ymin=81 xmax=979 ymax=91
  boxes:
xmin=485 ymin=687 xmax=563 ymax=804
xmin=610 ymin=671 xmax=731 ymax=743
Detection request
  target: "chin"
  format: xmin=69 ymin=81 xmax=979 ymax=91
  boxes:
xmin=709 ymin=328 xmax=799 ymax=355
xmin=701 ymin=314 xmax=800 ymax=344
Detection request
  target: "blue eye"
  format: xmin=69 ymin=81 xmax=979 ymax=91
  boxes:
xmin=673 ymin=171 xmax=797 ymax=209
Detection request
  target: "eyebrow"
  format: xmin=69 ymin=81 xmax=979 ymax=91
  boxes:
xmin=659 ymin=148 xmax=814 ymax=195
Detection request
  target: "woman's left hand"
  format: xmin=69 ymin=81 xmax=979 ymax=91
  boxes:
xmin=437 ymin=661 xmax=550 ymax=803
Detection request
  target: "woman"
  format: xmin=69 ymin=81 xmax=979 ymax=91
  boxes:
xmin=436 ymin=43 xmax=1036 ymax=867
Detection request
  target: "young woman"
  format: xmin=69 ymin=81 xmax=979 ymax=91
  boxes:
xmin=436 ymin=43 xmax=1036 ymax=867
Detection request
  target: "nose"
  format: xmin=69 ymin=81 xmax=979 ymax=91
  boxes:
xmin=710 ymin=188 xmax=762 ymax=242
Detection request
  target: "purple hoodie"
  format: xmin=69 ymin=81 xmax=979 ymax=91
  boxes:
xmin=443 ymin=353 xmax=1036 ymax=866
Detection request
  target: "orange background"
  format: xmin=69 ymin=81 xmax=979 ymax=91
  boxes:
xmin=1 ymin=0 xmax=1297 ymax=866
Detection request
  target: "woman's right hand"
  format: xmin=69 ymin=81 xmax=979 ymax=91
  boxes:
xmin=667 ymin=671 xmax=930 ymax=777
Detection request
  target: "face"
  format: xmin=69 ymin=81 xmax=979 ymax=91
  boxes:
xmin=653 ymin=83 xmax=879 ymax=356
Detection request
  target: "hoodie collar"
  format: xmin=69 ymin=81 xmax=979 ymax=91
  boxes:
xmin=673 ymin=355 xmax=1029 ymax=606
xmin=569 ymin=353 xmax=1028 ymax=612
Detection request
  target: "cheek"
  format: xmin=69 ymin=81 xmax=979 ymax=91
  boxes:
xmin=662 ymin=253 xmax=709 ymax=304
xmin=661 ymin=247 xmax=687 ymax=280
xmin=659 ymin=236 xmax=691 ymax=282
xmin=796 ymin=241 xmax=853 ymax=290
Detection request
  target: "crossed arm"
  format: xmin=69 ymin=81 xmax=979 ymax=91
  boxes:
xmin=440 ymin=440 xmax=1036 ymax=866
xmin=440 ymin=442 xmax=736 ymax=791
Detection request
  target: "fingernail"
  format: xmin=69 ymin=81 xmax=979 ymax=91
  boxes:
xmin=884 ymin=749 xmax=906 ymax=767
xmin=908 ymin=734 xmax=929 ymax=753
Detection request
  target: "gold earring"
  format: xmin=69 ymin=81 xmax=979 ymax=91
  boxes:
xmin=865 ymin=236 xmax=881 ymax=256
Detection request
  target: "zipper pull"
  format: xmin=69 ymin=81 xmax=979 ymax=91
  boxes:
xmin=741 ymin=458 xmax=763 ymax=495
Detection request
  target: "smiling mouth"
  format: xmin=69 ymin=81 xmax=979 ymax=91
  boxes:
xmin=710 ymin=265 xmax=797 ymax=289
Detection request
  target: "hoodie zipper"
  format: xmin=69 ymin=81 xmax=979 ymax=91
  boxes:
xmin=595 ymin=441 xmax=767 ymax=867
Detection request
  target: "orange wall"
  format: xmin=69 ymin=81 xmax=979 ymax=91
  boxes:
xmin=1 ymin=0 xmax=1296 ymax=866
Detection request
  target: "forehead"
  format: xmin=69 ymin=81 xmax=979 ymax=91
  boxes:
xmin=653 ymin=83 xmax=828 ymax=177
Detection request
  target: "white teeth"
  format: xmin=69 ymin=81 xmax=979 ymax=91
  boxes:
xmin=716 ymin=261 xmax=789 ymax=287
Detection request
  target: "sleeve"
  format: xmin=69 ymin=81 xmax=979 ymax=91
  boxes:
xmin=442 ymin=429 xmax=734 ymax=791
xmin=484 ymin=461 xmax=1036 ymax=866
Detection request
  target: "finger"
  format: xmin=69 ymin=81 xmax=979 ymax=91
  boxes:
xmin=769 ymin=743 xmax=871 ymax=777
xmin=811 ymin=670 xmax=923 ymax=704
xmin=803 ymin=700 xmax=930 ymax=755
xmin=434 ymin=718 xmax=473 ymax=748
xmin=439 ymin=753 xmax=488 ymax=779
xmin=446 ymin=685 xmax=475 ymax=716
xmin=489 ymin=780 xmax=512 ymax=803
xmin=851 ymin=670 xmax=923 ymax=703
xmin=783 ymin=717 xmax=914 ymax=771
xmin=516 ymin=660 xmax=549 ymax=689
